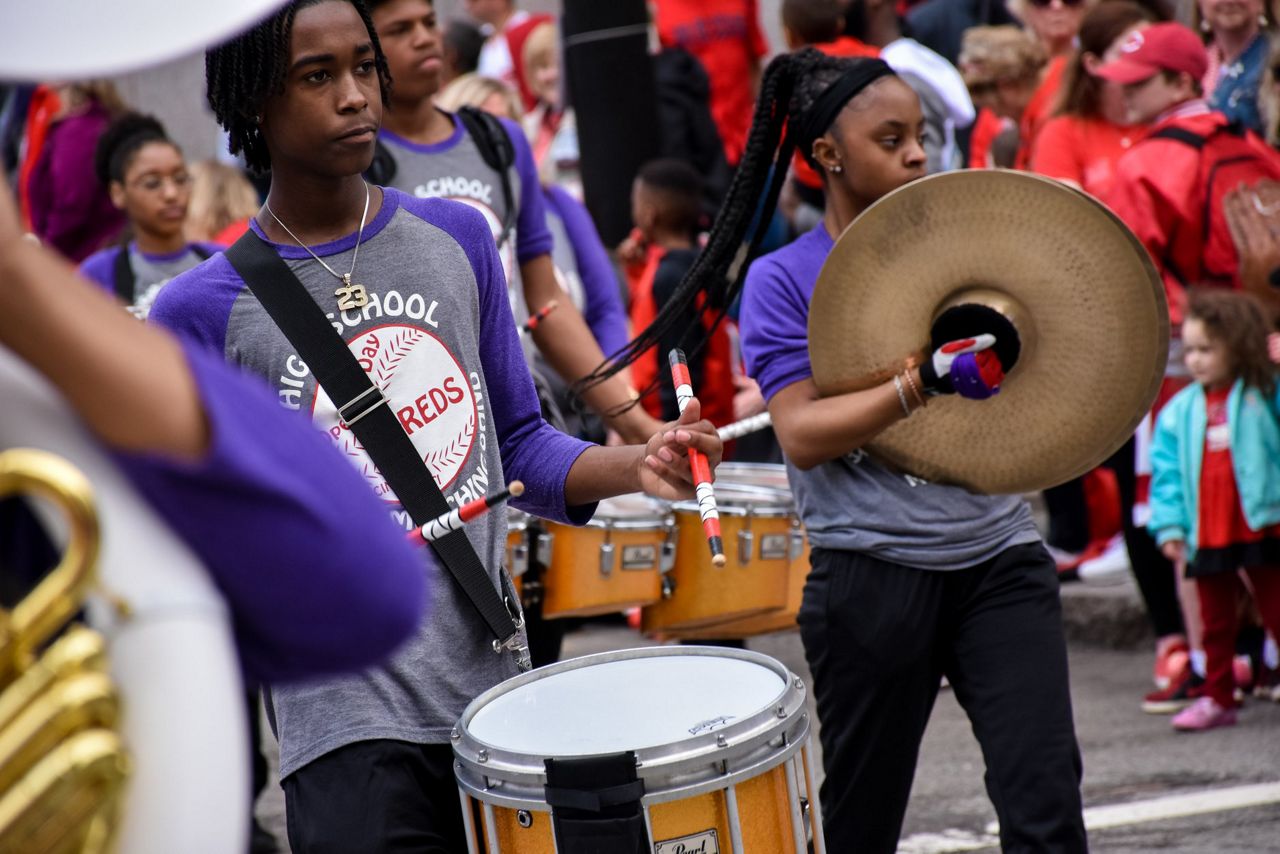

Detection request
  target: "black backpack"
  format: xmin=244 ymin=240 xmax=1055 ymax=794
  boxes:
xmin=366 ymin=106 xmax=516 ymax=249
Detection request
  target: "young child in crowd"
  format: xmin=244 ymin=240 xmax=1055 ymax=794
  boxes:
xmin=1149 ymin=290 xmax=1280 ymax=731
xmin=627 ymin=158 xmax=734 ymax=428
xmin=79 ymin=114 xmax=219 ymax=319
xmin=1100 ymin=21 xmax=1280 ymax=711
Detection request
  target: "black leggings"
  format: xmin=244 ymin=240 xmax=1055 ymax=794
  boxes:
xmin=799 ymin=543 xmax=1087 ymax=854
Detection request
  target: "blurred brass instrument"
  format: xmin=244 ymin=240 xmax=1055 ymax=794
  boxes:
xmin=0 ymin=449 xmax=129 ymax=854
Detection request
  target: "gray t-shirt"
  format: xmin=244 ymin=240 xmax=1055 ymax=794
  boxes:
xmin=79 ymin=242 xmax=218 ymax=319
xmin=151 ymin=190 xmax=593 ymax=778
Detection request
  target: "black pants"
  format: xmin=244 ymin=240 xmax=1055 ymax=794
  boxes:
xmin=283 ymin=740 xmax=465 ymax=853
xmin=1104 ymin=437 xmax=1183 ymax=637
xmin=799 ymin=542 xmax=1087 ymax=854
xmin=1043 ymin=477 xmax=1090 ymax=554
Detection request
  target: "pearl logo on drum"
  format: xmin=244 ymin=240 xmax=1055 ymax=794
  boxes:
xmin=654 ymin=829 xmax=719 ymax=854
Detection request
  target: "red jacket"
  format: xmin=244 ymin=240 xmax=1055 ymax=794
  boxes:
xmin=1105 ymin=107 xmax=1277 ymax=326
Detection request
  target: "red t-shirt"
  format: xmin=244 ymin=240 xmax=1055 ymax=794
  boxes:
xmin=1197 ymin=385 xmax=1280 ymax=548
xmin=968 ymin=108 xmax=1008 ymax=169
xmin=655 ymin=0 xmax=769 ymax=166
xmin=1015 ymin=55 xmax=1066 ymax=170
xmin=1030 ymin=114 xmax=1146 ymax=202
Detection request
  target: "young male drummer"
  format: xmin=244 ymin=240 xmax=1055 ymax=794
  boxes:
xmin=366 ymin=0 xmax=662 ymax=444
xmin=151 ymin=2 xmax=722 ymax=850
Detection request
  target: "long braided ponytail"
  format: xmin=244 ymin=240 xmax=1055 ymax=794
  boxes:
xmin=583 ymin=49 xmax=887 ymax=392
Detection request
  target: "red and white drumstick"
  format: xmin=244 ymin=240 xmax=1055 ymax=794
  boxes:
xmin=520 ymin=300 xmax=558 ymax=335
xmin=668 ymin=349 xmax=726 ymax=567
xmin=407 ymin=481 xmax=524 ymax=545
xmin=718 ymin=411 xmax=772 ymax=441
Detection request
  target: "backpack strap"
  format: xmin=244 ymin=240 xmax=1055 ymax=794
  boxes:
xmin=112 ymin=246 xmax=134 ymax=303
xmin=191 ymin=243 xmax=214 ymax=261
xmin=1149 ymin=126 xmax=1209 ymax=149
xmin=456 ymin=106 xmax=517 ymax=251
xmin=223 ymin=229 xmax=529 ymax=667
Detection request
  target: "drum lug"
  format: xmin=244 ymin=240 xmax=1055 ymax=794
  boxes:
xmin=660 ymin=540 xmax=676 ymax=574
xmin=661 ymin=574 xmax=677 ymax=599
xmin=516 ymin=809 xmax=533 ymax=829
xmin=599 ymin=542 xmax=616 ymax=576
xmin=790 ymin=523 xmax=804 ymax=560
xmin=737 ymin=530 xmax=754 ymax=565
xmin=511 ymin=542 xmax=529 ymax=577
xmin=536 ymin=531 xmax=554 ymax=566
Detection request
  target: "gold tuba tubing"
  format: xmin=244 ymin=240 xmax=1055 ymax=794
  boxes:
xmin=0 ymin=449 xmax=101 ymax=685
xmin=0 ymin=449 xmax=127 ymax=853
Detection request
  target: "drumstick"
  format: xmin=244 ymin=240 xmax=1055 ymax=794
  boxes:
xmin=408 ymin=481 xmax=524 ymax=545
xmin=718 ymin=411 xmax=772 ymax=441
xmin=520 ymin=300 xmax=558 ymax=335
xmin=668 ymin=349 xmax=726 ymax=567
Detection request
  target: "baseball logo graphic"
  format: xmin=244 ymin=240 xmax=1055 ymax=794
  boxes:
xmin=452 ymin=196 xmax=518 ymax=291
xmin=314 ymin=323 xmax=478 ymax=501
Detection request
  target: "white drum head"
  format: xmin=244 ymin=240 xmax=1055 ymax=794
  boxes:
xmin=716 ymin=462 xmax=792 ymax=493
xmin=467 ymin=650 xmax=786 ymax=756
xmin=595 ymin=493 xmax=670 ymax=520
xmin=0 ymin=0 xmax=287 ymax=79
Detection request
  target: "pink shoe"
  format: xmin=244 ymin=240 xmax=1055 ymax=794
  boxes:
xmin=1171 ymin=696 xmax=1238 ymax=732
xmin=1153 ymin=639 xmax=1190 ymax=690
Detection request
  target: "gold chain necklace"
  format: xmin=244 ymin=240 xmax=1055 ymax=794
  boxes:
xmin=264 ymin=182 xmax=371 ymax=311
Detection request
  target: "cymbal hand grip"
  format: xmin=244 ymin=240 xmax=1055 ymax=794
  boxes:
xmin=920 ymin=334 xmax=1003 ymax=399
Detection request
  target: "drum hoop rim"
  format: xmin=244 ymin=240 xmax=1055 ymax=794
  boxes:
xmin=547 ymin=514 xmax=677 ymax=531
xmin=454 ymin=714 xmax=811 ymax=810
xmin=671 ymin=501 xmax=792 ymax=517
xmin=452 ymin=647 xmax=807 ymax=793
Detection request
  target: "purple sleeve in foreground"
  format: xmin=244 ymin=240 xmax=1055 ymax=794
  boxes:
xmin=545 ymin=186 xmax=630 ymax=357
xmin=110 ymin=337 xmax=426 ymax=684
xmin=501 ymin=116 xmax=554 ymax=265
xmin=429 ymin=196 xmax=595 ymax=525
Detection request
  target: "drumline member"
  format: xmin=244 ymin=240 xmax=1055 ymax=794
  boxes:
xmin=597 ymin=50 xmax=1087 ymax=852
xmin=77 ymin=113 xmax=220 ymax=320
xmin=151 ymin=2 xmax=722 ymax=850
xmin=366 ymin=0 xmax=662 ymax=443
xmin=0 ymin=167 xmax=426 ymax=684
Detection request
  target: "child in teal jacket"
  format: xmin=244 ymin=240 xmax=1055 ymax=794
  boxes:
xmin=1149 ymin=290 xmax=1280 ymax=731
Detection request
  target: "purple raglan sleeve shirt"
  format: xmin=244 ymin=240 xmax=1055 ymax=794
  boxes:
xmin=110 ymin=337 xmax=425 ymax=684
xmin=740 ymin=224 xmax=834 ymax=401
xmin=408 ymin=193 xmax=596 ymax=525
xmin=78 ymin=246 xmax=120 ymax=294
xmin=544 ymin=185 xmax=630 ymax=357
xmin=500 ymin=116 xmax=554 ymax=265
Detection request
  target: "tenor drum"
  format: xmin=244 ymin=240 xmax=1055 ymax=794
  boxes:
xmin=641 ymin=485 xmax=792 ymax=633
xmin=505 ymin=508 xmax=531 ymax=599
xmin=453 ymin=646 xmax=825 ymax=854
xmin=676 ymin=464 xmax=810 ymax=639
xmin=539 ymin=495 xmax=673 ymax=619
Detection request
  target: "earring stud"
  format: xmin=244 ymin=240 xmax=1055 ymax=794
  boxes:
xmin=830 ymin=163 xmax=843 ymax=174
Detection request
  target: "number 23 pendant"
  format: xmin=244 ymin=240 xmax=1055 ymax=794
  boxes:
xmin=335 ymin=273 xmax=369 ymax=311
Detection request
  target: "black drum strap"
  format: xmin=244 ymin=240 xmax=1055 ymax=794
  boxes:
xmin=544 ymin=752 xmax=650 ymax=853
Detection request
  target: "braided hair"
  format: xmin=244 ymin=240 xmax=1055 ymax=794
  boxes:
xmin=205 ymin=0 xmax=392 ymax=174
xmin=93 ymin=113 xmax=173 ymax=188
xmin=587 ymin=49 xmax=891 ymax=389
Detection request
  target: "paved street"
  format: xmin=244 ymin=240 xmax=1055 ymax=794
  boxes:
xmin=258 ymin=581 xmax=1280 ymax=852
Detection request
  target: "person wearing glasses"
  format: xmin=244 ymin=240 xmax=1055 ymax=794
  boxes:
xmin=1005 ymin=0 xmax=1094 ymax=165
xmin=79 ymin=113 xmax=219 ymax=319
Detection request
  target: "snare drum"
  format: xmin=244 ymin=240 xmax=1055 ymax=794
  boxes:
xmin=641 ymin=485 xmax=792 ymax=633
xmin=505 ymin=508 xmax=531 ymax=599
xmin=453 ymin=646 xmax=825 ymax=854
xmin=538 ymin=495 xmax=674 ymax=619
xmin=676 ymin=464 xmax=810 ymax=639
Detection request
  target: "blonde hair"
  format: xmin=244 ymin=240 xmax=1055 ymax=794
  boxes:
xmin=959 ymin=26 xmax=1048 ymax=88
xmin=185 ymin=160 xmax=258 ymax=242
xmin=435 ymin=74 xmax=523 ymax=120
xmin=59 ymin=79 xmax=126 ymax=116
xmin=521 ymin=20 xmax=558 ymax=80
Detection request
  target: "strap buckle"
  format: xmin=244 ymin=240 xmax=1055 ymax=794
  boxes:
xmin=338 ymin=384 xmax=387 ymax=428
xmin=493 ymin=596 xmax=531 ymax=671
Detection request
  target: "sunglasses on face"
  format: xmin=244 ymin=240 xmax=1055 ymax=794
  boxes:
xmin=1027 ymin=0 xmax=1086 ymax=9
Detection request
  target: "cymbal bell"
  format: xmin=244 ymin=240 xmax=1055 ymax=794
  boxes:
xmin=808 ymin=170 xmax=1169 ymax=494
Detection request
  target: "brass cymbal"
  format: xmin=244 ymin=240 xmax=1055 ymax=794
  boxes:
xmin=808 ymin=169 xmax=1168 ymax=494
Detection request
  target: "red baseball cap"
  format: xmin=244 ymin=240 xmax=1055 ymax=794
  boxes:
xmin=1093 ymin=23 xmax=1208 ymax=85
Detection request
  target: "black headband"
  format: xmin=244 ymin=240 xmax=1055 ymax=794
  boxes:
xmin=794 ymin=59 xmax=895 ymax=164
